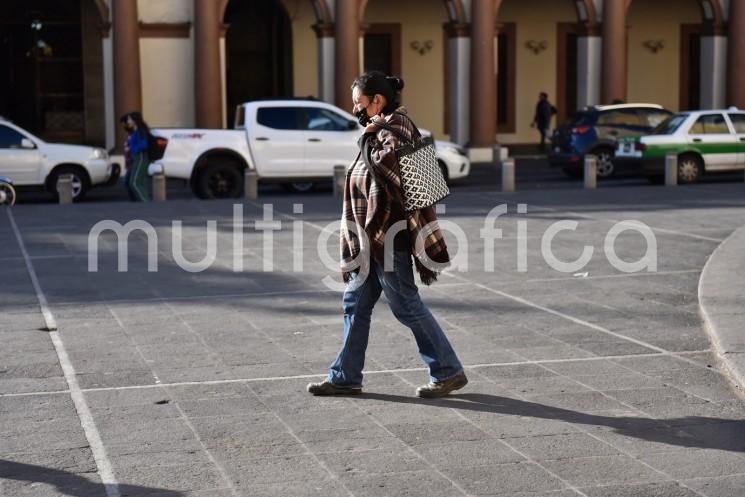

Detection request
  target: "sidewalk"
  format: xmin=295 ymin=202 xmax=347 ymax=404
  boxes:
xmin=2 ymin=182 xmax=745 ymax=496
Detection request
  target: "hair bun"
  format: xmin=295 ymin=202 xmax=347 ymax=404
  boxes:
xmin=386 ymin=76 xmax=405 ymax=92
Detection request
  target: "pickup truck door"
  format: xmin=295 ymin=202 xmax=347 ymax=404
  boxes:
xmin=686 ymin=113 xmax=738 ymax=171
xmin=0 ymin=124 xmax=43 ymax=184
xmin=302 ymin=107 xmax=360 ymax=176
xmin=249 ymin=106 xmax=306 ymax=177
xmin=727 ymin=113 xmax=745 ymax=170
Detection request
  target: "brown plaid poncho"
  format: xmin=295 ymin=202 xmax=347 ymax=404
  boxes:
xmin=340 ymin=107 xmax=450 ymax=285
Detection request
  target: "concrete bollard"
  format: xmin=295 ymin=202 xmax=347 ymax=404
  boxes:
xmin=333 ymin=165 xmax=346 ymax=197
xmin=501 ymin=158 xmax=515 ymax=192
xmin=57 ymin=174 xmax=74 ymax=204
xmin=584 ymin=154 xmax=597 ymax=189
xmin=665 ymin=153 xmax=678 ymax=186
xmin=152 ymin=173 xmax=166 ymax=202
xmin=244 ymin=170 xmax=258 ymax=200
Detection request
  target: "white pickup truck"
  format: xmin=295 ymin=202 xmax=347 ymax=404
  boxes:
xmin=0 ymin=117 xmax=116 ymax=199
xmin=153 ymin=99 xmax=470 ymax=199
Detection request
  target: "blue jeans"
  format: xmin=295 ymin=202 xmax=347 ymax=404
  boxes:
xmin=327 ymin=251 xmax=463 ymax=387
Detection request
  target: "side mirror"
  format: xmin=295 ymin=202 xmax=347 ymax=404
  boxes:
xmin=347 ymin=121 xmax=358 ymax=130
xmin=21 ymin=138 xmax=36 ymax=149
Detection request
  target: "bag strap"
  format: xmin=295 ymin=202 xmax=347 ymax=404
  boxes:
xmin=371 ymin=112 xmax=420 ymax=145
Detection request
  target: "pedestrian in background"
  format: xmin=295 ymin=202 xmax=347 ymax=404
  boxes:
xmin=122 ymin=112 xmax=151 ymax=202
xmin=307 ymin=71 xmax=467 ymax=399
xmin=120 ymin=114 xmax=137 ymax=201
xmin=531 ymin=92 xmax=556 ymax=153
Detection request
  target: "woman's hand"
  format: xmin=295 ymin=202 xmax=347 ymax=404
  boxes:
xmin=364 ymin=115 xmax=384 ymax=134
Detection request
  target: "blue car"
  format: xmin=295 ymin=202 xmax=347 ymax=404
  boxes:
xmin=549 ymin=103 xmax=672 ymax=179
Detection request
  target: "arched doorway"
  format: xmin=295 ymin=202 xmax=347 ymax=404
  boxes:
xmin=627 ymin=0 xmax=704 ymax=111
xmin=0 ymin=0 xmax=105 ymax=145
xmin=224 ymin=0 xmax=293 ymax=126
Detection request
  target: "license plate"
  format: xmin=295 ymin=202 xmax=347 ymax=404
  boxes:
xmin=554 ymin=147 xmax=560 ymax=152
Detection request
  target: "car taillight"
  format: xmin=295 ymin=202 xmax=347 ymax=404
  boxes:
xmin=637 ymin=143 xmax=647 ymax=152
xmin=571 ymin=125 xmax=591 ymax=135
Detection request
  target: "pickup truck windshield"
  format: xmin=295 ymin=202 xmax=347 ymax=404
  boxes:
xmin=651 ymin=114 xmax=687 ymax=135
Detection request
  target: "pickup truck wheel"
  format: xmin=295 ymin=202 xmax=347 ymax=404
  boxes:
xmin=283 ymin=182 xmax=315 ymax=193
xmin=195 ymin=163 xmax=243 ymax=199
xmin=48 ymin=166 xmax=90 ymax=200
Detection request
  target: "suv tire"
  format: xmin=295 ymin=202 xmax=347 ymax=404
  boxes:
xmin=195 ymin=162 xmax=243 ymax=199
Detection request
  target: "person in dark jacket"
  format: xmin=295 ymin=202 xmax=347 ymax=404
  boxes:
xmin=306 ymin=71 xmax=467 ymax=399
xmin=122 ymin=112 xmax=151 ymax=202
xmin=120 ymin=115 xmax=137 ymax=201
xmin=531 ymin=92 xmax=556 ymax=152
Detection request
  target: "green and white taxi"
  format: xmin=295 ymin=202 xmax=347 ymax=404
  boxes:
xmin=614 ymin=108 xmax=745 ymax=183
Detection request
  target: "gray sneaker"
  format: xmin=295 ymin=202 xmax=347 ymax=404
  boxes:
xmin=416 ymin=372 xmax=468 ymax=398
xmin=307 ymin=381 xmax=362 ymax=396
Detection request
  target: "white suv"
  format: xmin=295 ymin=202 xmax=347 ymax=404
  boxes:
xmin=0 ymin=118 xmax=116 ymax=199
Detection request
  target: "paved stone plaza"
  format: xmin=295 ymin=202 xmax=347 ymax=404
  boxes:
xmin=2 ymin=177 xmax=745 ymax=496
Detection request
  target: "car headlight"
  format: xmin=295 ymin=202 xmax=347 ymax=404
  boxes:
xmin=91 ymin=148 xmax=107 ymax=159
xmin=442 ymin=146 xmax=468 ymax=157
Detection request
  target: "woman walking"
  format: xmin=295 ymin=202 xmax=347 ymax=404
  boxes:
xmin=307 ymin=71 xmax=467 ymax=398
xmin=123 ymin=112 xmax=151 ymax=202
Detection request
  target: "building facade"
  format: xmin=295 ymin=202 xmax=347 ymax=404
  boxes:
xmin=1 ymin=0 xmax=742 ymax=159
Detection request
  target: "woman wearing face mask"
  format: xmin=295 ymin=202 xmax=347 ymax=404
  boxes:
xmin=307 ymin=71 xmax=467 ymax=398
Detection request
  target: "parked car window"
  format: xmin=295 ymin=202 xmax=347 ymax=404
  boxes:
xmin=651 ymin=114 xmax=688 ymax=135
xmin=304 ymin=108 xmax=352 ymax=132
xmin=689 ymin=114 xmax=730 ymax=134
xmin=597 ymin=110 xmax=643 ymax=126
xmin=727 ymin=113 xmax=745 ymax=134
xmin=641 ymin=110 xmax=672 ymax=128
xmin=234 ymin=104 xmax=246 ymax=128
xmin=0 ymin=125 xmax=27 ymax=149
xmin=256 ymin=107 xmax=306 ymax=130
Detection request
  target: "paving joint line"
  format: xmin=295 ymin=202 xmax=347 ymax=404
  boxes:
xmin=374 ymin=358 xmax=589 ymax=497
xmin=474 ymin=194 xmax=724 ymax=243
xmin=531 ymin=363 xmax=721 ymax=496
xmin=0 ymin=351 xmax=714 ymax=399
xmin=468 ymin=367 xmax=710 ymax=497
xmin=6 ymin=208 xmax=121 ymax=497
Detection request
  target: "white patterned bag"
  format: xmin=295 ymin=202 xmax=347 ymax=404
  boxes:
xmin=376 ymin=117 xmax=450 ymax=212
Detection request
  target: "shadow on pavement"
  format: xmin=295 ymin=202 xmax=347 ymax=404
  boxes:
xmin=361 ymin=392 xmax=745 ymax=453
xmin=0 ymin=460 xmax=185 ymax=497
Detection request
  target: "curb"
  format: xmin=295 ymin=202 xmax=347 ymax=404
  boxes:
xmin=698 ymin=223 xmax=745 ymax=397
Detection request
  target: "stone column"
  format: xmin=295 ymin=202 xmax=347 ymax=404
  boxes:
xmin=727 ymin=0 xmax=745 ymax=108
xmin=335 ymin=0 xmax=361 ymax=110
xmin=701 ymin=35 xmax=727 ymax=109
xmin=577 ymin=24 xmax=602 ymax=108
xmin=469 ymin=0 xmax=498 ymax=157
xmin=194 ymin=0 xmax=223 ymax=128
xmin=446 ymin=22 xmax=470 ymax=146
xmin=601 ymin=0 xmax=627 ymax=104
xmin=314 ymin=21 xmax=336 ymax=104
xmin=112 ymin=0 xmax=142 ymax=151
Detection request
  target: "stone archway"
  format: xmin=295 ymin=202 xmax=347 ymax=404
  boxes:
xmin=625 ymin=0 xmax=724 ymax=110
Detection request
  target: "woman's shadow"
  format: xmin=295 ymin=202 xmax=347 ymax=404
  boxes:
xmin=361 ymin=392 xmax=745 ymax=452
xmin=0 ymin=460 xmax=186 ymax=497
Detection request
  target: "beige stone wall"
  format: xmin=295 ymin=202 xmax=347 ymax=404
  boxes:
xmin=280 ymin=0 xmax=319 ymax=99
xmin=137 ymin=0 xmax=192 ymax=23
xmin=498 ymin=0 xmax=577 ymax=144
xmin=627 ymin=0 xmax=701 ymax=111
xmin=364 ymin=0 xmax=449 ymax=139
xmin=140 ymin=38 xmax=196 ymax=127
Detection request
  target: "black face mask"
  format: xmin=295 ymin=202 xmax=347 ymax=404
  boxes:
xmin=356 ymin=108 xmax=372 ymax=127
